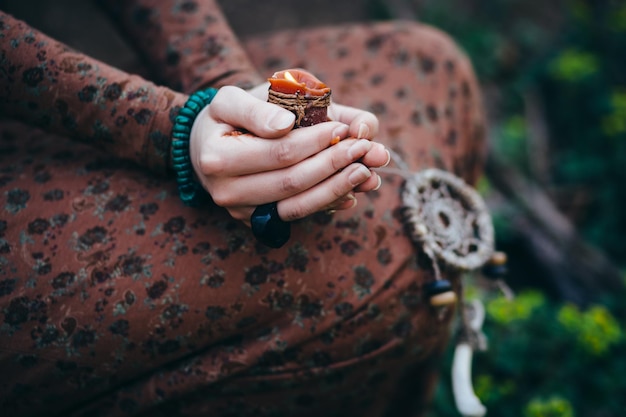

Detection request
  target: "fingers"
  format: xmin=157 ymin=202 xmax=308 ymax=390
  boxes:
xmin=327 ymin=103 xmax=388 ymax=168
xmin=199 ymin=88 xmax=388 ymax=177
xmin=276 ymin=164 xmax=371 ymax=222
xmin=353 ymin=170 xmax=382 ymax=193
xmin=208 ymin=139 xmax=375 ymax=206
xmin=191 ymin=87 xmax=391 ymax=226
xmin=226 ymin=163 xmax=369 ymax=225
xmin=210 ymin=85 xmax=295 ymax=138
xmin=360 ymin=142 xmax=391 ymax=169
xmin=324 ymin=193 xmax=357 ymax=212
xmin=223 ymin=164 xmax=381 ymax=224
xmin=197 ymin=121 xmax=352 ymax=177
xmin=328 ymin=103 xmax=379 ymax=139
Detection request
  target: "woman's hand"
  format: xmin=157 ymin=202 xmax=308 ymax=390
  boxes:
xmin=189 ymin=85 xmax=389 ymax=225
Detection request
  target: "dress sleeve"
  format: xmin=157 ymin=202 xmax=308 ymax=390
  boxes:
xmin=0 ymin=11 xmax=187 ymax=175
xmin=97 ymin=0 xmax=263 ymax=93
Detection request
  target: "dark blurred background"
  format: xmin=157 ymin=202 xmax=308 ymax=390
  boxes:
xmin=2 ymin=0 xmax=625 ymax=416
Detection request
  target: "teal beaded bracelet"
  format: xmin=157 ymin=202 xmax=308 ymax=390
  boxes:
xmin=171 ymin=88 xmax=219 ymax=206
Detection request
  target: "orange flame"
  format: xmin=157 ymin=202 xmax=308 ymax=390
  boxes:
xmin=284 ymin=71 xmax=298 ymax=83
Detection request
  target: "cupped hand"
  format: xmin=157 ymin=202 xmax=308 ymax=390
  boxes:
xmin=189 ymin=85 xmax=389 ymax=225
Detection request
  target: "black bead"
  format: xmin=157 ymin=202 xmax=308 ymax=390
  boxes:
xmin=423 ymin=279 xmax=453 ymax=297
xmin=251 ymin=203 xmax=291 ymax=248
xmin=482 ymin=264 xmax=508 ymax=280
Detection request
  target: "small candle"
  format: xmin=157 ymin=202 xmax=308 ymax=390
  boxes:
xmin=268 ymin=69 xmax=331 ymax=128
xmin=268 ymin=69 xmax=330 ymax=96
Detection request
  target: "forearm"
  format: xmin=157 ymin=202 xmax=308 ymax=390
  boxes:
xmin=0 ymin=11 xmax=186 ymax=175
xmin=98 ymin=0 xmax=263 ymax=93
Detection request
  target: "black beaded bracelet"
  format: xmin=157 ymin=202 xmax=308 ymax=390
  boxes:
xmin=171 ymin=88 xmax=219 ymax=207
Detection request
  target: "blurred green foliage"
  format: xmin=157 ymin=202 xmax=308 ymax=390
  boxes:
xmin=557 ymin=303 xmax=622 ymax=355
xmin=416 ymin=0 xmax=626 ymax=264
xmin=549 ymin=48 xmax=599 ymax=83
xmin=525 ymin=396 xmax=575 ymax=417
xmin=486 ymin=290 xmax=543 ymax=324
xmin=429 ymin=289 xmax=626 ymax=417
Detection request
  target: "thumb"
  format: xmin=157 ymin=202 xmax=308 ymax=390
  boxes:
xmin=209 ymin=85 xmax=295 ymax=138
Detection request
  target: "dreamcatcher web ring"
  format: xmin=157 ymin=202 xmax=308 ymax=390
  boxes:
xmin=401 ymin=168 xmax=494 ymax=271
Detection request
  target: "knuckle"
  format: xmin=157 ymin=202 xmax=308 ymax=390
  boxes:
xmin=216 ymin=85 xmax=238 ymax=99
xmin=210 ymin=192 xmax=227 ymax=208
xmin=328 ymin=156 xmax=343 ymax=174
xmin=210 ymin=87 xmax=231 ymax=110
xmin=364 ymin=110 xmax=378 ymax=123
xmin=282 ymin=202 xmax=311 ymax=222
xmin=330 ymin=144 xmax=353 ymax=171
xmin=227 ymin=209 xmax=248 ymax=222
xmin=270 ymin=141 xmax=294 ymax=165
xmin=279 ymin=172 xmax=304 ymax=194
xmin=356 ymin=113 xmax=380 ymax=138
xmin=209 ymin=186 xmax=234 ymax=208
xmin=331 ymin=179 xmax=350 ymax=200
xmin=199 ymin=153 xmax=225 ymax=176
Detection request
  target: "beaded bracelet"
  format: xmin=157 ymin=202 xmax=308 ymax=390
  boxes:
xmin=171 ymin=88 xmax=219 ymax=206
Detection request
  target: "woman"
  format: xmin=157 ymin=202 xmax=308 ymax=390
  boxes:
xmin=0 ymin=1 xmax=487 ymax=416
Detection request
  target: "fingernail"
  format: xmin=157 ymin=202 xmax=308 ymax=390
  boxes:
xmin=381 ymin=149 xmax=391 ymax=167
xmin=357 ymin=123 xmax=370 ymax=139
xmin=332 ymin=124 xmax=350 ymax=141
xmin=268 ymin=110 xmax=295 ymax=130
xmin=348 ymin=165 xmax=371 ymax=186
xmin=373 ymin=174 xmax=382 ymax=191
xmin=348 ymin=139 xmax=373 ymax=160
xmin=346 ymin=193 xmax=358 ymax=208
xmin=337 ymin=192 xmax=355 ymax=204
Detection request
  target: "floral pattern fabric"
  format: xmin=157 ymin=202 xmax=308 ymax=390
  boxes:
xmin=0 ymin=2 xmax=486 ymax=416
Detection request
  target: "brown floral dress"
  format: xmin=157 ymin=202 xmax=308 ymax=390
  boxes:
xmin=0 ymin=1 xmax=486 ymax=416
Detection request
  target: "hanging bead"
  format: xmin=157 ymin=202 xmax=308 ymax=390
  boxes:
xmin=481 ymin=251 xmax=508 ymax=280
xmin=481 ymin=251 xmax=514 ymax=300
xmin=424 ymin=279 xmax=458 ymax=307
